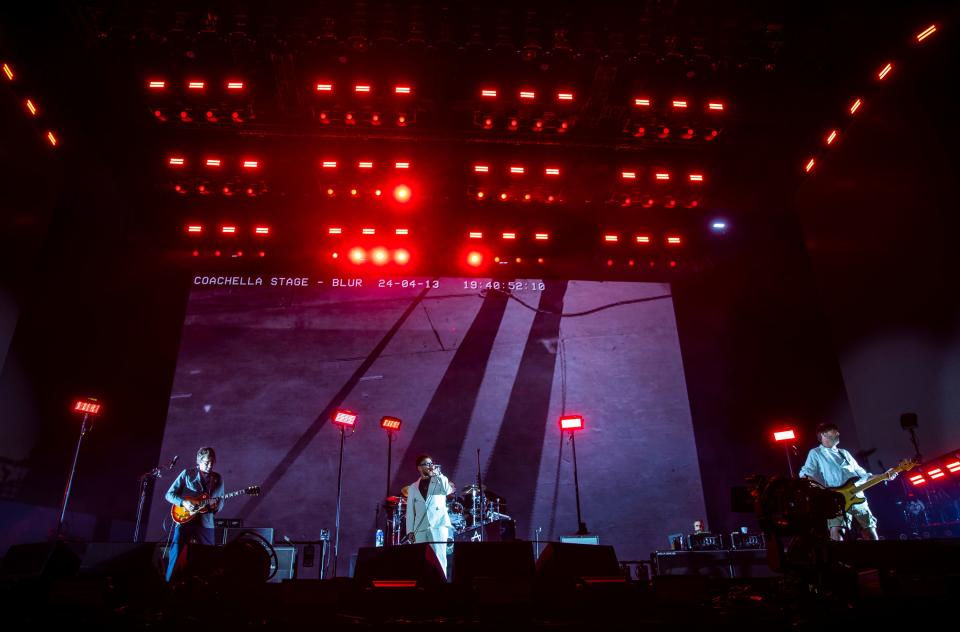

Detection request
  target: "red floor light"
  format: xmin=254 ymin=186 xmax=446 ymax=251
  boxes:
xmin=393 ymin=184 xmax=412 ymax=203
xmin=394 ymin=249 xmax=411 ymax=265
xmin=466 ymin=251 xmax=484 ymax=267
xmin=371 ymin=248 xmax=389 ymax=266
xmin=348 ymin=247 xmax=367 ymax=264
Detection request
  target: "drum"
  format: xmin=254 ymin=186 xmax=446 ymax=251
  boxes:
xmin=448 ymin=498 xmax=465 ymax=532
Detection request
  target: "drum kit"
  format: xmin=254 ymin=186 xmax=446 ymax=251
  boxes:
xmin=383 ymin=483 xmax=511 ymax=545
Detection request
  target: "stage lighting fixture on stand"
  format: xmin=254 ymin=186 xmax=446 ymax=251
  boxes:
xmin=58 ymin=398 xmax=102 ymax=537
xmin=379 ymin=416 xmax=402 ymax=497
xmin=773 ymin=428 xmax=798 ymax=477
xmin=331 ymin=408 xmax=358 ymax=576
xmin=559 ymin=415 xmax=589 ymax=535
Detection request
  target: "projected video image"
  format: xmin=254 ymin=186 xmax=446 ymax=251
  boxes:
xmin=148 ymin=276 xmax=705 ymax=567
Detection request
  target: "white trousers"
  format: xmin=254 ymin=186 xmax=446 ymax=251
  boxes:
xmin=415 ymin=527 xmax=449 ymax=579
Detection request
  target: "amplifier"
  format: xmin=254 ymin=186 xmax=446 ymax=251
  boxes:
xmin=270 ymin=546 xmax=296 ymax=583
xmin=223 ymin=527 xmax=274 ymax=546
xmin=729 ymin=532 xmax=765 ymax=550
xmin=688 ymin=533 xmax=723 ymax=551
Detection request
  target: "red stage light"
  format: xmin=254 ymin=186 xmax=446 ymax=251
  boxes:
xmin=187 ymin=225 xmax=203 ymax=234
xmin=604 ymin=234 xmax=619 ymax=243
xmin=826 ymin=130 xmax=838 ymax=145
xmin=557 ymin=91 xmax=574 ymax=101
xmin=474 ymin=164 xmax=490 ymax=173
xmin=666 ymin=236 xmax=682 ymax=245
xmin=773 ymin=429 xmax=796 ymax=442
xmin=466 ymin=251 xmax=484 ymax=267
xmin=559 ymin=415 xmax=584 ymax=431
xmin=25 ymin=99 xmax=38 ymax=116
xmin=332 ymin=410 xmax=358 ymax=427
xmin=354 ymin=84 xmax=371 ymax=93
xmin=499 ymin=193 xmax=508 ymax=201
xmin=850 ymin=98 xmax=862 ymax=114
xmin=520 ymin=90 xmax=536 ymax=100
xmin=147 ymin=80 xmax=166 ymax=89
xmin=708 ymin=102 xmax=725 ymax=111
xmin=316 ymin=82 xmax=333 ymax=92
xmin=636 ymin=235 xmax=651 ymax=244
xmin=371 ymin=247 xmax=390 ymax=266
xmin=227 ymin=81 xmax=244 ymax=90
xmin=243 ymin=160 xmax=259 ymax=169
xmin=545 ymin=167 xmax=560 ymax=176
xmin=394 ymin=85 xmax=412 ymax=95
xmin=804 ymin=158 xmax=816 ymax=173
xmin=221 ymin=226 xmax=237 ymax=234
xmin=362 ymin=228 xmax=376 ymax=235
xmin=397 ymin=114 xmax=408 ymax=126
xmin=394 ymin=249 xmax=411 ymax=265
xmin=328 ymin=227 xmax=343 ymax=235
xmin=395 ymin=161 xmax=410 ymax=170
xmin=621 ymin=171 xmax=636 ymax=180
xmin=348 ymin=247 xmax=367 ymax=264
xmin=73 ymin=398 xmax=102 ymax=416
xmin=689 ymin=173 xmax=704 ymax=182
xmin=358 ymin=161 xmax=374 ymax=169
xmin=634 ymin=97 xmax=651 ymax=107
xmin=168 ymin=157 xmax=185 ymax=166
xmin=481 ymin=88 xmax=498 ymax=98
xmin=476 ymin=191 xmax=485 ymax=200
xmin=534 ymin=233 xmax=549 ymax=241
xmin=322 ymin=160 xmax=338 ymax=169
xmin=655 ymin=172 xmax=671 ymax=181
xmin=254 ymin=226 xmax=270 ymax=235
xmin=205 ymin=158 xmax=222 ymax=167
xmin=523 ymin=194 xmax=532 ymax=201
xmin=350 ymin=188 xmax=359 ymax=197
xmin=468 ymin=231 xmax=483 ymax=239
xmin=395 ymin=228 xmax=409 ymax=236
xmin=945 ymin=460 xmax=960 ymax=473
xmin=46 ymin=131 xmax=58 ymax=147
xmin=672 ymin=100 xmax=688 ymax=109
xmin=502 ymin=232 xmax=516 ymax=240
xmin=3 ymin=63 xmax=15 ymax=81
xmin=326 ymin=188 xmax=336 ymax=197
xmin=380 ymin=416 xmax=402 ymax=431
xmin=393 ymin=185 xmax=412 ymax=203
xmin=510 ymin=166 xmax=525 ymax=174
xmin=188 ymin=80 xmax=205 ymax=90
xmin=877 ymin=63 xmax=893 ymax=81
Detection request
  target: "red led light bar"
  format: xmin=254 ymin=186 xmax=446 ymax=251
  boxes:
xmin=46 ymin=131 xmax=57 ymax=147
xmin=510 ymin=166 xmax=525 ymax=174
xmin=469 ymin=231 xmax=483 ymax=239
xmin=604 ymin=234 xmax=619 ymax=243
xmin=243 ymin=160 xmax=259 ymax=169
xmin=254 ymin=226 xmax=270 ymax=235
xmin=655 ymin=172 xmax=671 ymax=181
xmin=316 ymin=83 xmax=334 ymax=92
xmin=354 ymin=84 xmax=371 ymax=93
xmin=394 ymin=161 xmax=410 ymax=169
xmin=502 ymin=232 xmax=517 ymax=240
xmin=917 ymin=25 xmax=937 ymax=42
xmin=221 ymin=226 xmax=237 ymax=234
xmin=804 ymin=158 xmax=816 ymax=173
xmin=708 ymin=102 xmax=725 ymax=111
xmin=362 ymin=228 xmax=376 ymax=235
xmin=148 ymin=80 xmax=166 ymax=89
xmin=481 ymin=88 xmax=498 ymax=98
xmin=328 ymin=227 xmax=343 ymax=235
xmin=877 ymin=63 xmax=893 ymax=81
xmin=826 ymin=130 xmax=838 ymax=145
xmin=621 ymin=171 xmax=636 ymax=180
xmin=187 ymin=225 xmax=203 ymax=233
xmin=634 ymin=98 xmax=651 ymax=107
xmin=666 ymin=236 xmax=682 ymax=245
xmin=534 ymin=233 xmax=549 ymax=241
xmin=545 ymin=167 xmax=560 ymax=176
xmin=205 ymin=158 xmax=222 ymax=167
xmin=688 ymin=174 xmax=704 ymax=182
xmin=227 ymin=81 xmax=244 ymax=90
xmin=358 ymin=161 xmax=374 ymax=169
xmin=850 ymin=98 xmax=863 ymax=114
xmin=395 ymin=228 xmax=409 ymax=236
xmin=672 ymin=100 xmax=688 ymax=108
xmin=394 ymin=85 xmax=412 ymax=95
xmin=2 ymin=63 xmax=14 ymax=81
xmin=322 ymin=161 xmax=338 ymax=169
xmin=636 ymin=235 xmax=651 ymax=244
xmin=557 ymin=92 xmax=574 ymax=101
xmin=188 ymin=81 xmax=205 ymax=90
xmin=519 ymin=90 xmax=536 ymax=100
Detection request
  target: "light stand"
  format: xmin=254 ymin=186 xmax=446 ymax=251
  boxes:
xmin=773 ymin=429 xmax=798 ymax=478
xmin=560 ymin=415 xmax=588 ymax=535
xmin=331 ymin=409 xmax=358 ymax=577
xmin=58 ymin=398 xmax=102 ymax=538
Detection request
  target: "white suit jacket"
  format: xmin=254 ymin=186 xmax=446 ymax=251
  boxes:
xmin=406 ymin=474 xmax=454 ymax=534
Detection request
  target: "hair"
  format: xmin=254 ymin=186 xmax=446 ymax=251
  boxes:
xmin=815 ymin=422 xmax=839 ymax=439
xmin=415 ymin=454 xmax=432 ymax=467
xmin=197 ymin=446 xmax=217 ymax=463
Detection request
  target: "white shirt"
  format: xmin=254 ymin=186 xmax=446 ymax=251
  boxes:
xmin=799 ymin=445 xmax=871 ymax=492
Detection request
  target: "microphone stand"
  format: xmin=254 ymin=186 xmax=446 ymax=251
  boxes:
xmin=133 ymin=457 xmax=177 ymax=543
xmin=476 ymin=449 xmax=485 ymax=541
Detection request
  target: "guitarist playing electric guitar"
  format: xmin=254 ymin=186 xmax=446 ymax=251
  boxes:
xmin=164 ymin=446 xmax=224 ymax=582
xmin=799 ymin=422 xmax=902 ymax=542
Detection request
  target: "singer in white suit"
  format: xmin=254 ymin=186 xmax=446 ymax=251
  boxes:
xmin=405 ymin=454 xmax=455 ymax=579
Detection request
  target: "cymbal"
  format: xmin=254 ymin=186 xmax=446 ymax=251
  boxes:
xmin=462 ymin=484 xmax=486 ymax=492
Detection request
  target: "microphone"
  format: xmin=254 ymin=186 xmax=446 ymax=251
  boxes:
xmin=168 ymin=455 xmax=179 ymax=470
